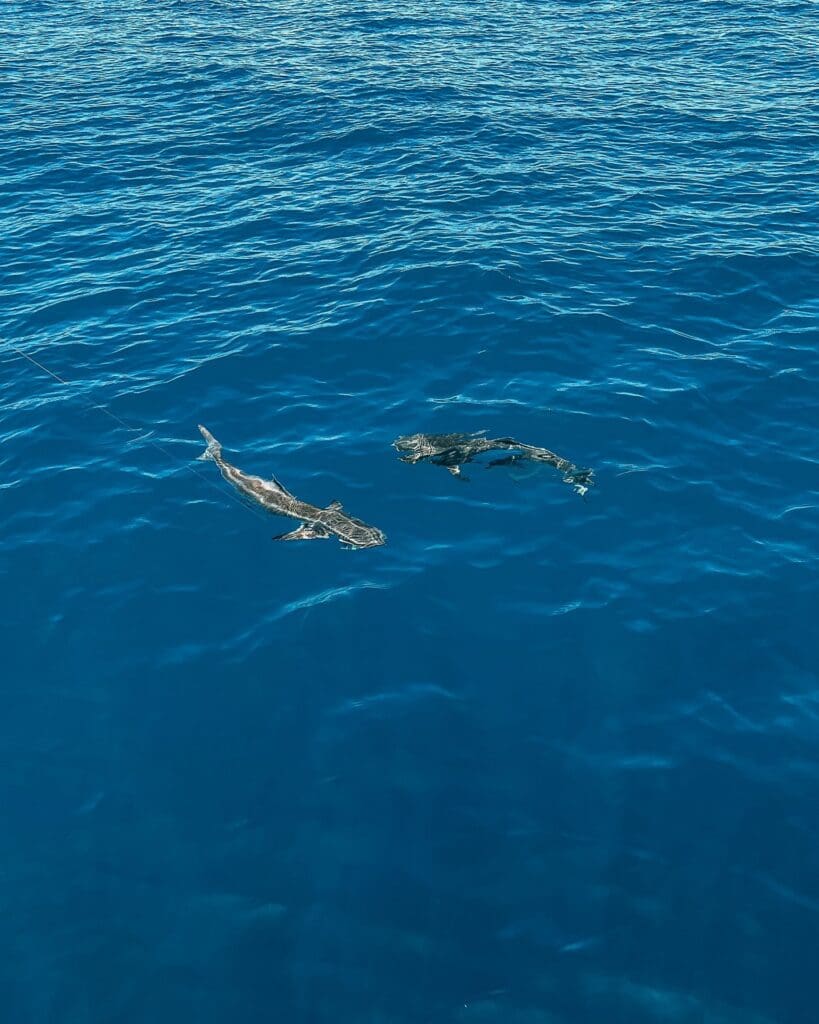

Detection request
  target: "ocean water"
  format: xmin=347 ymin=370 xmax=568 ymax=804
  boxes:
xmin=2 ymin=1 xmax=818 ymax=1021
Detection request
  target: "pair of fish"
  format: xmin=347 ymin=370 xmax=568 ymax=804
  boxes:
xmin=197 ymin=425 xmax=594 ymax=550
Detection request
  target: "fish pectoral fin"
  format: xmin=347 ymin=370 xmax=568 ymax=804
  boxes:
xmin=447 ymin=465 xmax=469 ymax=481
xmin=487 ymin=455 xmax=521 ymax=468
xmin=273 ymin=523 xmax=330 ymax=542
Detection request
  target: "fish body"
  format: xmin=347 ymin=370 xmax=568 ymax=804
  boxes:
xmin=198 ymin=426 xmax=385 ymax=548
xmin=393 ymin=431 xmax=593 ymax=494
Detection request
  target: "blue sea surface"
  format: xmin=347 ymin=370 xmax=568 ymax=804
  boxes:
xmin=2 ymin=1 xmax=818 ymax=1021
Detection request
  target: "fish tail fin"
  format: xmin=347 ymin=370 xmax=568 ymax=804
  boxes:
xmin=197 ymin=424 xmax=222 ymax=461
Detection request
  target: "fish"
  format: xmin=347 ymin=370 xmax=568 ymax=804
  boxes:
xmin=197 ymin=425 xmax=386 ymax=549
xmin=392 ymin=431 xmax=594 ymax=495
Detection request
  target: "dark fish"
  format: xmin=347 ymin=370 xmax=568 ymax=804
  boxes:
xmin=393 ymin=431 xmax=593 ymax=494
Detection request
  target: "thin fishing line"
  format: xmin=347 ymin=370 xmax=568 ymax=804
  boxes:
xmin=7 ymin=342 xmax=271 ymax=524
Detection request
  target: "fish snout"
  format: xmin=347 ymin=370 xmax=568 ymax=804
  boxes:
xmin=392 ymin=434 xmax=418 ymax=452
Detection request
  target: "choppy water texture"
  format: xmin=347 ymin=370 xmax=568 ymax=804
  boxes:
xmin=2 ymin=2 xmax=818 ymax=1022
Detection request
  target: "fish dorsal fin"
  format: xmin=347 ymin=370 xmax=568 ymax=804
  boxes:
xmin=327 ymin=500 xmax=343 ymax=512
xmin=268 ymin=473 xmax=293 ymax=496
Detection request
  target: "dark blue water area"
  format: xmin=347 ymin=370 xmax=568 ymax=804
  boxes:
xmin=2 ymin=1 xmax=819 ymax=1021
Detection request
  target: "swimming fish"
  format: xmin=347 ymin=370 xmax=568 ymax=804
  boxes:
xmin=197 ymin=426 xmax=386 ymax=548
xmin=393 ymin=431 xmax=593 ymax=495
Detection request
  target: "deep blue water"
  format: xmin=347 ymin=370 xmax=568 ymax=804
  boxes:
xmin=2 ymin=1 xmax=819 ymax=1021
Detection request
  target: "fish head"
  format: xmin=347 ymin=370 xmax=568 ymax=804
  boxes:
xmin=393 ymin=433 xmax=445 ymax=462
xmin=393 ymin=433 xmax=425 ymax=453
xmin=347 ymin=522 xmax=387 ymax=549
xmin=322 ymin=506 xmax=387 ymax=549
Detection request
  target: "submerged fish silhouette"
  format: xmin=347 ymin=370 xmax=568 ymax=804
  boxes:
xmin=393 ymin=431 xmax=594 ymax=495
xmin=197 ymin=426 xmax=386 ymax=549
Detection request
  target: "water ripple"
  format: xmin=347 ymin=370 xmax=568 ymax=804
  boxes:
xmin=2 ymin=1 xmax=818 ymax=1021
